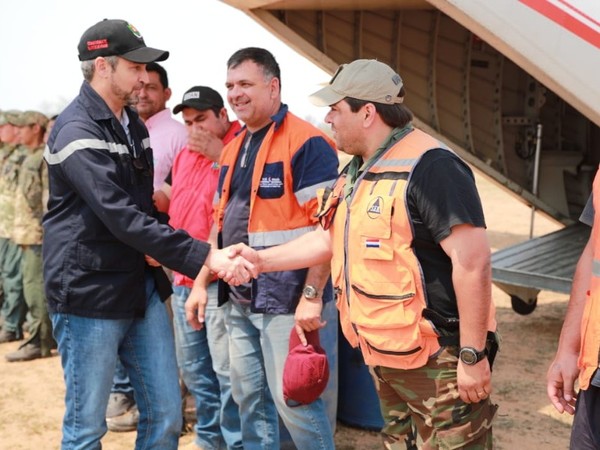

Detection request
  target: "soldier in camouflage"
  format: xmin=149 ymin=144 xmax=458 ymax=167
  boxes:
xmin=6 ymin=111 xmax=55 ymax=362
xmin=0 ymin=110 xmax=28 ymax=344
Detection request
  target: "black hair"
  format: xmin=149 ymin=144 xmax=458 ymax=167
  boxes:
xmin=207 ymin=106 xmax=223 ymax=118
xmin=227 ymin=47 xmax=281 ymax=88
xmin=345 ymin=87 xmax=413 ymax=128
xmin=146 ymin=62 xmax=169 ymax=88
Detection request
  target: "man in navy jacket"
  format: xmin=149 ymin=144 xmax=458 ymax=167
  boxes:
xmin=43 ymin=19 xmax=253 ymax=449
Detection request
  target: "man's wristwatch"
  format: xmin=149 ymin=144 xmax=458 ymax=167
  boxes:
xmin=302 ymin=284 xmax=320 ymax=299
xmin=459 ymin=346 xmax=487 ymax=365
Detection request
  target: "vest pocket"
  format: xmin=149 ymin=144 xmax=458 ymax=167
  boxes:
xmin=349 ymin=282 xmax=427 ymax=357
xmin=358 ymin=195 xmax=393 ymax=239
xmin=356 ymin=195 xmax=395 ymax=260
xmin=349 ymin=283 xmax=416 ymax=329
xmin=257 ymin=162 xmax=284 ymax=199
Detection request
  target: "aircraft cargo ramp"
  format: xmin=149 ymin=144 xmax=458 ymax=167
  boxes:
xmin=491 ymin=223 xmax=590 ymax=314
xmin=222 ymin=0 xmax=600 ymax=313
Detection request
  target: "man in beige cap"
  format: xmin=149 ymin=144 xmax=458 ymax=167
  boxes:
xmin=231 ymin=58 xmax=499 ymax=449
xmin=6 ymin=111 xmax=55 ymax=362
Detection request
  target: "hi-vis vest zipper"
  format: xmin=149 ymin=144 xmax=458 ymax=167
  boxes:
xmin=326 ymin=128 xmax=494 ymax=370
xmin=579 ymin=166 xmax=600 ymax=389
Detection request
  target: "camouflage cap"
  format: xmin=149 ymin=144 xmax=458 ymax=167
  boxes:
xmin=0 ymin=110 xmax=22 ymax=126
xmin=16 ymin=110 xmax=49 ymax=128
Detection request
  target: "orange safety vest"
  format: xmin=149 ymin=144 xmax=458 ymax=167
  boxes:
xmin=578 ymin=167 xmax=600 ymax=389
xmin=216 ymin=111 xmax=336 ymax=247
xmin=328 ymin=128 xmax=495 ymax=370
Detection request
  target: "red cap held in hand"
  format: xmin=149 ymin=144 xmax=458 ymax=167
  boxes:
xmin=283 ymin=328 xmax=329 ymax=407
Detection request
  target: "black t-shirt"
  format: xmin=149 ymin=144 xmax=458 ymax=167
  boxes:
xmin=406 ymin=149 xmax=486 ymax=319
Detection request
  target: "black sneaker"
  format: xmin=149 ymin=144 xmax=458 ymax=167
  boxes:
xmin=5 ymin=343 xmax=42 ymax=362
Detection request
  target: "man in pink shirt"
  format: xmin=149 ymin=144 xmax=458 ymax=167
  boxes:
xmin=137 ymin=62 xmax=188 ymax=190
xmin=154 ymin=86 xmax=243 ymax=450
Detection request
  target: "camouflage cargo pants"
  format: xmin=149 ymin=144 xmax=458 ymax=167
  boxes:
xmin=370 ymin=347 xmax=498 ymax=450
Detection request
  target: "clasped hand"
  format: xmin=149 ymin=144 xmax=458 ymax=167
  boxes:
xmin=186 ymin=244 xmax=259 ymax=331
xmin=216 ymin=243 xmax=260 ymax=283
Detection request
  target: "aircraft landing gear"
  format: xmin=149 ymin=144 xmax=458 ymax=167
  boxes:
xmin=510 ymin=295 xmax=538 ymax=315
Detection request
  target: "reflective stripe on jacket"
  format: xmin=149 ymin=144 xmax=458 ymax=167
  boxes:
xmin=579 ymin=166 xmax=600 ymax=389
xmin=330 ymin=128 xmax=494 ymax=370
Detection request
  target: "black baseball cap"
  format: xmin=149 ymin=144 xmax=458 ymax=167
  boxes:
xmin=173 ymin=86 xmax=224 ymax=114
xmin=78 ymin=19 xmax=169 ymax=63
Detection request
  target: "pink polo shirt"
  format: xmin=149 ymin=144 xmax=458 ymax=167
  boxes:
xmin=145 ymin=108 xmax=188 ymax=190
xmin=169 ymin=120 xmax=242 ymax=287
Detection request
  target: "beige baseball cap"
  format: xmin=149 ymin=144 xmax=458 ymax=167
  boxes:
xmin=309 ymin=59 xmax=404 ymax=107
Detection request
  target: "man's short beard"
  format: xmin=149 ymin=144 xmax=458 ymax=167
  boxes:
xmin=111 ymin=79 xmax=140 ymax=107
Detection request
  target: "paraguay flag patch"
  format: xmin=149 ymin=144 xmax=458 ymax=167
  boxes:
xmin=365 ymin=238 xmax=381 ymax=248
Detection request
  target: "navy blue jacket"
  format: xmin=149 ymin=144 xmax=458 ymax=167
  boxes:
xmin=43 ymin=82 xmax=209 ymax=319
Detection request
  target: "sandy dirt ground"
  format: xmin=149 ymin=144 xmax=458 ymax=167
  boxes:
xmin=0 ymin=170 xmax=575 ymax=449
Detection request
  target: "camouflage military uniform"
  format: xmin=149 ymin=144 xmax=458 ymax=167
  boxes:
xmin=0 ymin=141 xmax=9 ymax=311
xmin=372 ymin=346 xmax=498 ymax=450
xmin=0 ymin=111 xmax=13 ymax=315
xmin=0 ymin=112 xmax=28 ymax=339
xmin=13 ymin=141 xmax=54 ymax=355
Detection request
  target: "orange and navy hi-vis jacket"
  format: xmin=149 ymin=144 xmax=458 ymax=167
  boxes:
xmin=579 ymin=167 xmax=600 ymax=389
xmin=327 ymin=128 xmax=496 ymax=370
xmin=216 ymin=105 xmax=339 ymax=313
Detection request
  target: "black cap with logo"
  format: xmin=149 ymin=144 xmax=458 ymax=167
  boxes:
xmin=78 ymin=19 xmax=169 ymax=63
xmin=173 ymin=86 xmax=224 ymax=114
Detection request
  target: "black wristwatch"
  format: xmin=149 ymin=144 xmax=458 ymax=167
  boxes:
xmin=459 ymin=346 xmax=487 ymax=365
xmin=302 ymin=285 xmax=320 ymax=299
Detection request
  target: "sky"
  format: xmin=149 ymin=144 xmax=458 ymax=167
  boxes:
xmin=0 ymin=0 xmax=330 ymax=122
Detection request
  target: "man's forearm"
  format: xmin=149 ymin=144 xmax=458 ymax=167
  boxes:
xmin=454 ymin=263 xmax=492 ymax=349
xmin=442 ymin=225 xmax=492 ymax=349
xmin=304 ymin=261 xmax=332 ymax=293
xmin=259 ymin=227 xmax=332 ymax=273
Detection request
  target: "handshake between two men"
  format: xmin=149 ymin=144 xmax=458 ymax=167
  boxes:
xmin=185 ymin=243 xmax=259 ymax=331
xmin=204 ymin=244 xmax=259 ymax=287
xmin=185 ymin=235 xmax=333 ymax=347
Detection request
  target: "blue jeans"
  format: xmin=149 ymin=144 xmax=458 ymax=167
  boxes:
xmin=51 ymin=273 xmax=182 ymax=450
xmin=226 ymin=299 xmax=338 ymax=450
xmin=319 ymin=299 xmax=339 ymax=432
xmin=111 ymin=359 xmax=134 ymax=397
xmin=172 ymin=283 xmax=242 ymax=450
